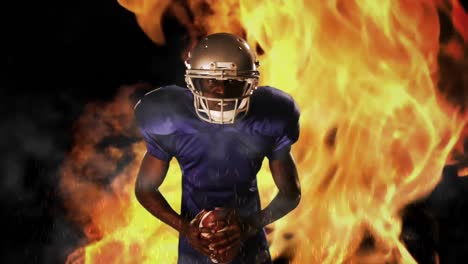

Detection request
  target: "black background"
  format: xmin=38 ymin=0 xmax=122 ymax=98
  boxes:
xmin=4 ymin=1 xmax=468 ymax=263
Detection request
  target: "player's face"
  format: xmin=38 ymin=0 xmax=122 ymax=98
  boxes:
xmin=197 ymin=79 xmax=246 ymax=111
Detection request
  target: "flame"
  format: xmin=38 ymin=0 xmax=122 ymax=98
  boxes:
xmin=449 ymin=0 xmax=468 ymax=42
xmin=60 ymin=84 xmax=184 ymax=264
xmin=233 ymin=1 xmax=466 ymax=262
xmin=61 ymin=1 xmax=468 ymax=264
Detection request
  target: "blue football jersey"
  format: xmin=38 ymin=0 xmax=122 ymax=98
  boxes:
xmin=134 ymin=85 xmax=300 ymax=264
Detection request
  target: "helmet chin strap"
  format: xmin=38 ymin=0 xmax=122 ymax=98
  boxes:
xmin=199 ymin=98 xmax=248 ymax=123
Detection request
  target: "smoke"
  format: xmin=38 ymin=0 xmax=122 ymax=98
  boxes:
xmin=59 ymin=84 xmax=144 ymax=228
xmin=0 ymin=89 xmax=93 ymax=263
xmin=0 ymin=83 xmax=154 ymax=263
xmin=0 ymin=91 xmax=90 ymax=202
xmin=4 ymin=0 xmax=189 ymax=263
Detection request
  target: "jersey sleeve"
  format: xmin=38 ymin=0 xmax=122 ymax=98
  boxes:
xmin=267 ymin=98 xmax=300 ymax=160
xmin=133 ymin=93 xmax=175 ymax=161
xmin=138 ymin=129 xmax=174 ymax=161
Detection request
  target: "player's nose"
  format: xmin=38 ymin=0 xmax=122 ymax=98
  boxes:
xmin=211 ymin=84 xmax=225 ymax=96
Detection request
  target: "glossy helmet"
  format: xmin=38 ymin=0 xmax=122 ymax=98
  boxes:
xmin=185 ymin=33 xmax=260 ymax=124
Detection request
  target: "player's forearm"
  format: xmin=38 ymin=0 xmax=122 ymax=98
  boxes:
xmin=247 ymin=154 xmax=301 ymax=232
xmin=135 ymin=189 xmax=188 ymax=234
xmin=246 ymin=191 xmax=300 ymax=231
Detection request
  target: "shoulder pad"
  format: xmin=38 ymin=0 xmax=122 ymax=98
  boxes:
xmin=134 ymin=85 xmax=195 ymax=135
xmin=248 ymin=86 xmax=300 ymax=136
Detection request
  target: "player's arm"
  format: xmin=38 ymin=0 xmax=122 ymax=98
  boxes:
xmin=134 ymin=152 xmax=185 ymax=232
xmin=135 ymin=152 xmax=212 ymax=255
xmin=246 ymin=151 xmax=301 ymax=232
xmin=210 ymin=152 xmax=301 ymax=254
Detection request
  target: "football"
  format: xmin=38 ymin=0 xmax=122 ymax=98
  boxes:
xmin=198 ymin=208 xmax=241 ymax=263
xmin=199 ymin=208 xmax=235 ymax=233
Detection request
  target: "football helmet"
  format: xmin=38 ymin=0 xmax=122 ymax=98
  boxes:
xmin=185 ymin=33 xmax=260 ymax=124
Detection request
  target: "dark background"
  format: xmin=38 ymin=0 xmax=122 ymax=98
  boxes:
xmin=4 ymin=1 xmax=468 ymax=263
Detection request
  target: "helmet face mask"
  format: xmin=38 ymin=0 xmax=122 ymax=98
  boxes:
xmin=193 ymin=79 xmax=248 ymax=99
xmin=185 ymin=33 xmax=260 ymax=124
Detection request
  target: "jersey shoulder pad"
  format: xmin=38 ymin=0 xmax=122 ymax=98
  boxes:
xmin=134 ymin=85 xmax=194 ymax=135
xmin=248 ymin=86 xmax=300 ymax=136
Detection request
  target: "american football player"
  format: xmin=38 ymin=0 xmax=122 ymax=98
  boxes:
xmin=134 ymin=32 xmax=301 ymax=264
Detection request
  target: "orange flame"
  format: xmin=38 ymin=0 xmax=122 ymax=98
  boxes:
xmin=62 ymin=1 xmax=468 ymax=263
xmin=449 ymin=0 xmax=468 ymax=42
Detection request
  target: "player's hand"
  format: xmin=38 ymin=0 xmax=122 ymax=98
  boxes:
xmin=182 ymin=210 xmax=213 ymax=257
xmin=205 ymin=216 xmax=257 ymax=256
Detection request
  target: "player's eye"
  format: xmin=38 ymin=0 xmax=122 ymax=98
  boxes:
xmin=206 ymin=79 xmax=222 ymax=88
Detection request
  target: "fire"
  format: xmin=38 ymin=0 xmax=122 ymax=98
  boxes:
xmin=62 ymin=1 xmax=468 ymax=264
